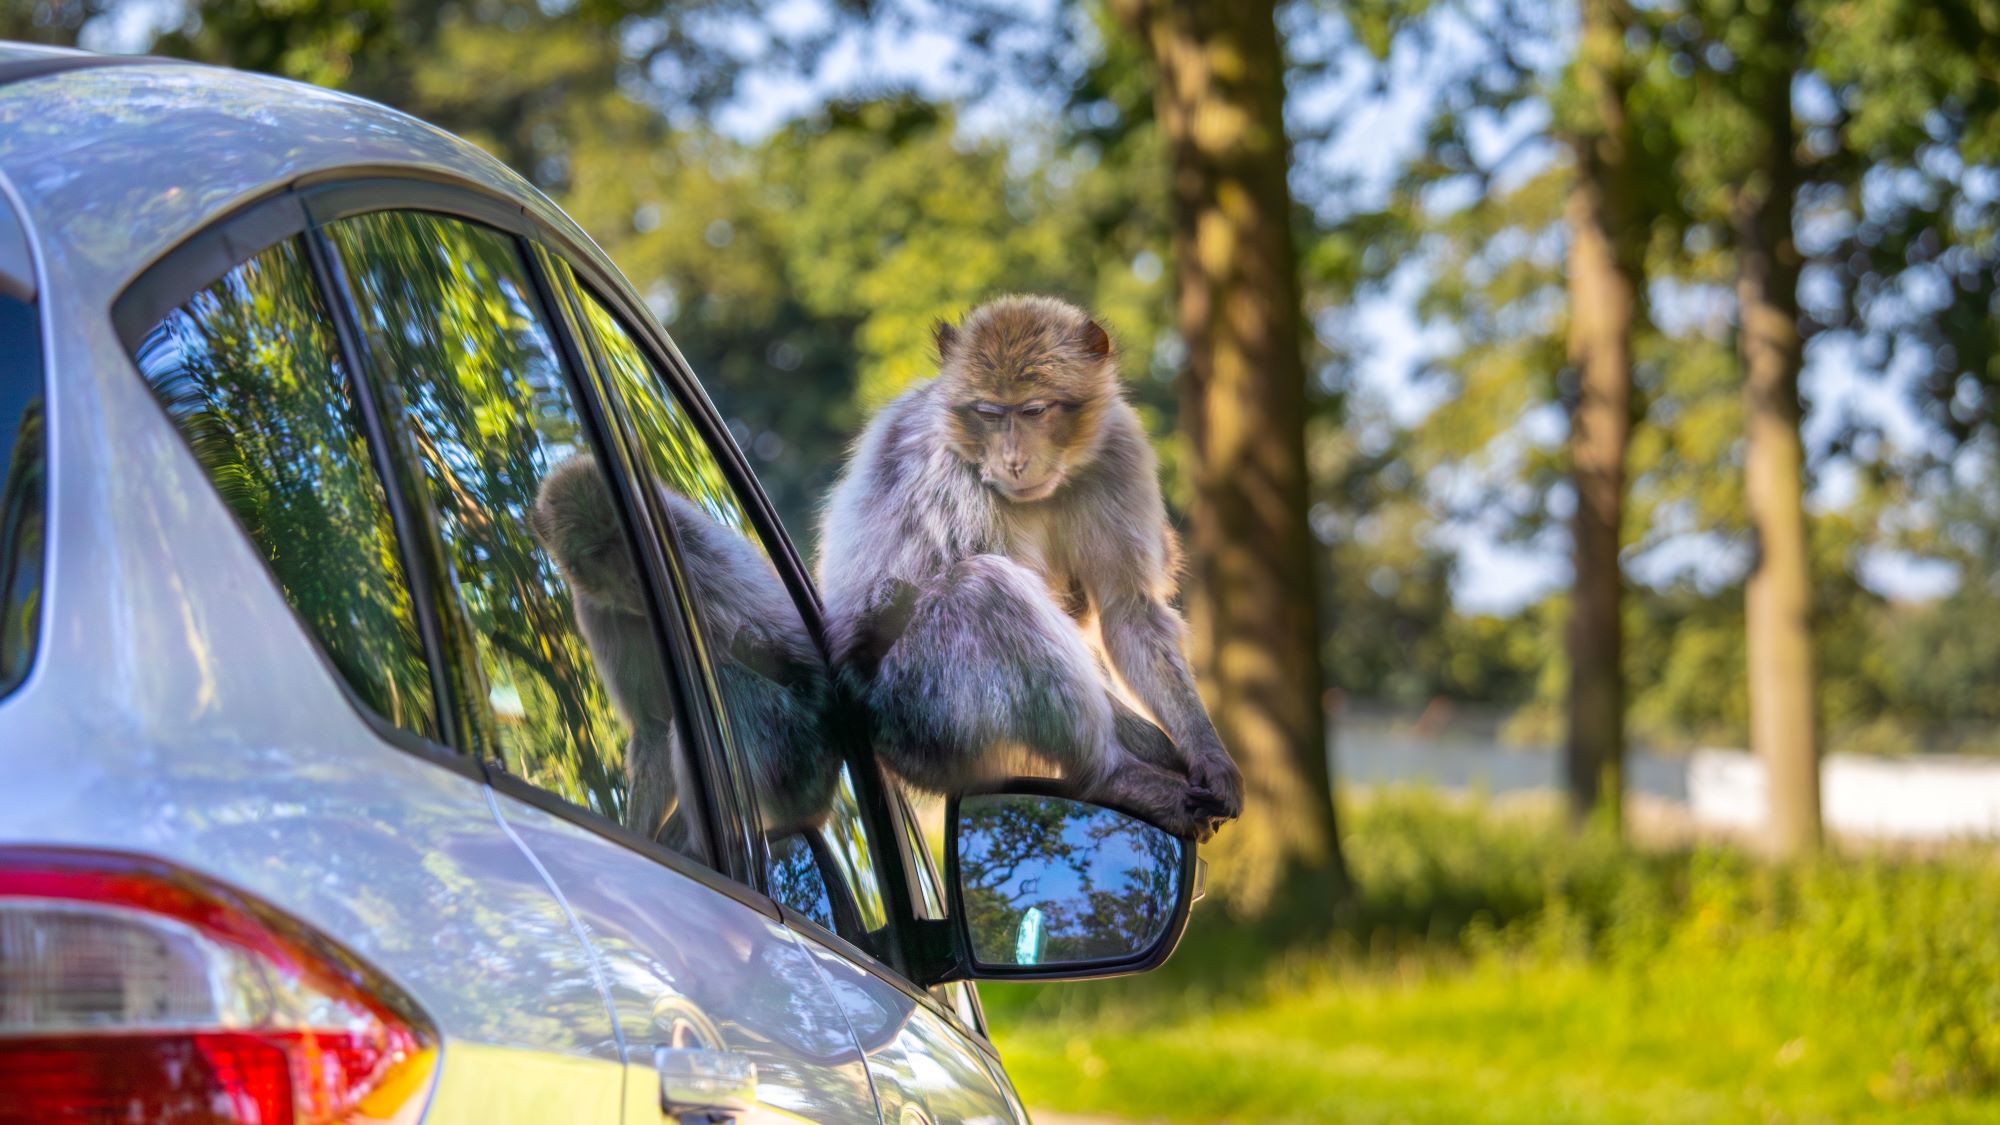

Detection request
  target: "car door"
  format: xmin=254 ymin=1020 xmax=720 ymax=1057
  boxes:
xmin=549 ymin=259 xmax=1026 ymax=1125
xmin=316 ymin=203 xmax=882 ymax=1125
xmin=795 ymin=778 xmax=1026 ymax=1125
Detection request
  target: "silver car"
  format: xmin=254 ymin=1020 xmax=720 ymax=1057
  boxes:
xmin=0 ymin=44 xmax=1201 ymax=1125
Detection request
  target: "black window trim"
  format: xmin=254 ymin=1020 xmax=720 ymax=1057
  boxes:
xmin=298 ymin=226 xmax=464 ymax=753
xmin=530 ymin=249 xmax=761 ymax=879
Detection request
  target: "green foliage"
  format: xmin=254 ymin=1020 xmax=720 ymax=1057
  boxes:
xmin=565 ymin=90 xmax=1173 ymax=547
xmin=987 ymin=791 xmax=2000 ymax=1121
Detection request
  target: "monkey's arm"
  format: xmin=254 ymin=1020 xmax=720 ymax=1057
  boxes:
xmin=1097 ymin=590 xmax=1242 ymax=820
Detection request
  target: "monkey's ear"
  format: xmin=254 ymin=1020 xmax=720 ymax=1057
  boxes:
xmin=1078 ymin=318 xmax=1112 ymax=358
xmin=933 ymin=319 xmax=959 ymax=360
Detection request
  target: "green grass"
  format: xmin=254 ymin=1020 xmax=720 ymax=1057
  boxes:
xmin=980 ymin=791 xmax=2000 ymax=1124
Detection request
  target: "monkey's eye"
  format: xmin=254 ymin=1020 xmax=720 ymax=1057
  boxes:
xmin=1019 ymin=402 xmax=1051 ymax=418
xmin=973 ymin=403 xmax=1008 ymax=420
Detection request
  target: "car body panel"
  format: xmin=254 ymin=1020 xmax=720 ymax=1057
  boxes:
xmin=0 ymin=56 xmax=632 ymax=1113
xmin=0 ymin=62 xmax=602 ymax=326
xmin=489 ymin=794 xmax=885 ymax=1123
xmin=797 ymin=939 xmax=1018 ymax=1125
xmin=0 ymin=271 xmax=619 ymax=1059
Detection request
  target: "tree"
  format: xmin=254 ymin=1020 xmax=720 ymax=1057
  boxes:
xmin=1728 ymin=1 xmax=1820 ymax=855
xmin=1352 ymin=0 xmax=1665 ymax=829
xmin=1557 ymin=0 xmax=1646 ymax=830
xmin=1108 ymin=0 xmax=1343 ymax=909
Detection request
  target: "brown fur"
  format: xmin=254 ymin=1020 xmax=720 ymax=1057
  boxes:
xmin=935 ymin=295 xmax=1118 ymax=501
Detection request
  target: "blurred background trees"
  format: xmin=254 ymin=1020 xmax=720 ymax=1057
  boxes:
xmin=16 ymin=0 xmax=2000 ymax=1116
xmin=13 ymin=0 xmax=1999 ymax=869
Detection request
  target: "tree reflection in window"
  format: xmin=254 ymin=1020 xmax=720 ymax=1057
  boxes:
xmin=550 ymin=262 xmax=886 ymax=945
xmin=134 ymin=238 xmax=436 ymax=736
xmin=328 ymin=212 xmax=656 ymax=825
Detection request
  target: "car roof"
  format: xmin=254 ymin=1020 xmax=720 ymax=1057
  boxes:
xmin=0 ymin=47 xmax=614 ymax=314
xmin=0 ymin=42 xmax=95 ymax=66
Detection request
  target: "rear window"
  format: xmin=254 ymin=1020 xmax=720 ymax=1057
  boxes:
xmin=131 ymin=237 xmax=440 ymax=738
xmin=0 ymin=290 xmax=43 ymax=699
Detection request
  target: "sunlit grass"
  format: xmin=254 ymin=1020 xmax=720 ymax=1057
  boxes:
xmin=980 ymin=790 xmax=2000 ymax=1124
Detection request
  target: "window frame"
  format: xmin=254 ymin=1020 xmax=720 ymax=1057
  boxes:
xmin=106 ymin=177 xmax=754 ymax=891
xmin=545 ymin=269 xmax=913 ymax=927
xmin=109 ymin=170 xmax=999 ymax=1052
xmin=544 ymin=259 xmax=1002 ymax=1046
xmin=110 ymin=206 xmax=468 ymax=777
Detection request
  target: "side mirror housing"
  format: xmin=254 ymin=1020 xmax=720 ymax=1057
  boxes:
xmin=938 ymin=780 xmax=1202 ymax=982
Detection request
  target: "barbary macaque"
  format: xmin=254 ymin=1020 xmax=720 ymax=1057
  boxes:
xmin=531 ymin=455 xmax=838 ymax=850
xmin=817 ymin=295 xmax=1243 ymax=840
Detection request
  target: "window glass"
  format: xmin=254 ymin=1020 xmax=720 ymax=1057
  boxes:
xmin=883 ymin=771 xmax=987 ymax=1028
xmin=0 ymin=291 xmax=44 ymax=700
xmin=132 ymin=238 xmax=436 ymax=736
xmin=886 ymin=770 xmax=947 ymax=921
xmin=326 ymin=211 xmax=699 ymax=856
xmin=565 ymin=272 xmax=888 ymax=941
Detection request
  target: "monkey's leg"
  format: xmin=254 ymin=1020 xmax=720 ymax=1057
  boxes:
xmin=1100 ymin=593 xmax=1244 ymax=829
xmin=624 ymin=716 xmax=680 ymax=840
xmin=1110 ymin=694 xmax=1185 ymax=773
xmin=871 ymin=555 xmax=1218 ymax=839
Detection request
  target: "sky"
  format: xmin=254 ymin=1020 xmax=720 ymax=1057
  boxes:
xmin=87 ymin=0 xmax=1961 ymax=612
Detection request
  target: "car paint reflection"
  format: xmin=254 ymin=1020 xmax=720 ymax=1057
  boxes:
xmin=488 ymin=797 xmax=880 ymax=1124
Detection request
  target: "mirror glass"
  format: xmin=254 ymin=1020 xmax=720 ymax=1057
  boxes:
xmin=954 ymin=792 xmax=1184 ymax=969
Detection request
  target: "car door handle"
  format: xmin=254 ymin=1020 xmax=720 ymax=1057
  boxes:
xmin=657 ymin=1044 xmax=758 ymax=1120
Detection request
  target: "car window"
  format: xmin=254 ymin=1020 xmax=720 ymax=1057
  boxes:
xmin=559 ymin=269 xmax=891 ymax=946
xmin=130 ymin=237 xmax=438 ymax=738
xmin=885 ymin=769 xmax=947 ymax=921
xmin=880 ymin=772 xmax=990 ymax=1030
xmin=0 ymin=288 xmax=44 ymax=701
xmin=324 ymin=210 xmax=708 ymax=859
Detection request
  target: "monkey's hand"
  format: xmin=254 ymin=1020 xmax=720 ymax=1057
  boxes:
xmin=848 ymin=579 xmax=921 ymax=681
xmin=1185 ymin=748 xmax=1243 ymax=836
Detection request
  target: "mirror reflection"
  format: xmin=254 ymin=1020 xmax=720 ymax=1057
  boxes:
xmin=955 ymin=792 xmax=1182 ymax=969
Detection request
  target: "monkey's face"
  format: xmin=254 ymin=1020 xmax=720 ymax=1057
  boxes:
xmin=937 ymin=297 xmax=1118 ymax=504
xmin=953 ymin=396 xmax=1091 ymax=503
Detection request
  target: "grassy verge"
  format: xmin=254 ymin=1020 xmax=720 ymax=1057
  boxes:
xmin=980 ymin=790 xmax=2000 ymax=1124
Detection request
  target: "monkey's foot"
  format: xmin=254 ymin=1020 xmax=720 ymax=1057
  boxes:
xmin=1186 ymin=751 xmax=1243 ymax=823
xmin=1098 ymin=761 xmax=1228 ymax=842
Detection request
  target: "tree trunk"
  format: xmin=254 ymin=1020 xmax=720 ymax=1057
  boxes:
xmin=1111 ymin=0 xmax=1342 ymax=911
xmin=1737 ymin=14 xmax=1820 ymax=857
xmin=1562 ymin=0 xmax=1642 ymax=832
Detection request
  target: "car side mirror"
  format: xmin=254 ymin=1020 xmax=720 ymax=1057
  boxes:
xmin=942 ymin=781 xmax=1202 ymax=982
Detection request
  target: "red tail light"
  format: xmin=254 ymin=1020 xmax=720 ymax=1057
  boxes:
xmin=0 ymin=848 xmax=437 ymax=1124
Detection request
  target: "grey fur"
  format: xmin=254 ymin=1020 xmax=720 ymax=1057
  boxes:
xmin=531 ymin=455 xmax=838 ymax=850
xmin=818 ymin=295 xmax=1243 ymax=840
